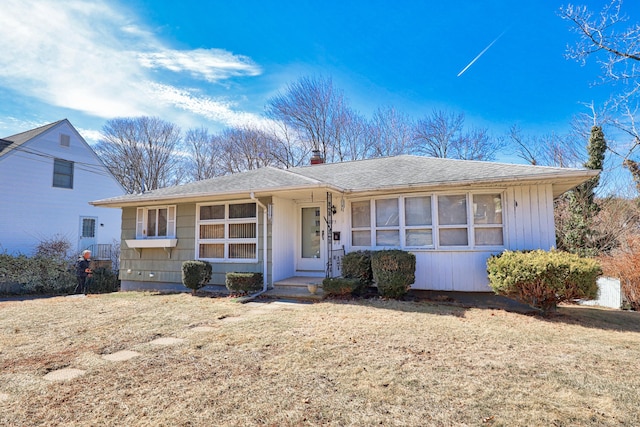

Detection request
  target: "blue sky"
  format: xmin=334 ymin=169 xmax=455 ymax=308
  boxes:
xmin=0 ymin=0 xmax=623 ymax=146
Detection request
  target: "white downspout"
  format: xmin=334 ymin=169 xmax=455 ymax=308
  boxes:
xmin=251 ymin=192 xmax=269 ymax=293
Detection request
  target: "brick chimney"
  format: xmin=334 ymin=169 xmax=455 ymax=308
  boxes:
xmin=310 ymin=149 xmax=324 ymax=165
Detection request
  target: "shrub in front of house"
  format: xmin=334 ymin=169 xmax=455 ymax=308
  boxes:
xmin=341 ymin=250 xmax=373 ymax=293
xmin=322 ymin=277 xmax=362 ymax=297
xmin=371 ymin=250 xmax=416 ymax=299
xmin=487 ymin=249 xmax=601 ymax=314
xmin=225 ymin=272 xmax=263 ymax=294
xmin=181 ymin=260 xmax=213 ymax=295
xmin=86 ymin=267 xmax=120 ymax=294
xmin=0 ymin=253 xmax=75 ymax=295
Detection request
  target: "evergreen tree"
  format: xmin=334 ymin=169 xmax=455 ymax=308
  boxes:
xmin=559 ymin=126 xmax=607 ymax=256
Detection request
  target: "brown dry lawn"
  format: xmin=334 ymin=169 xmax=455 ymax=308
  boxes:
xmin=1 ymin=292 xmax=639 ymax=426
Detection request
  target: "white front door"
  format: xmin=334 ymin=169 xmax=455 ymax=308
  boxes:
xmin=297 ymin=205 xmax=325 ymax=272
xmin=79 ymin=216 xmax=97 ymax=253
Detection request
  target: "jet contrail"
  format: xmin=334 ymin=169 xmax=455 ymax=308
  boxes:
xmin=457 ymin=29 xmax=508 ymax=77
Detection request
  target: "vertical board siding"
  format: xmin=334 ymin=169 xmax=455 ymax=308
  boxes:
xmin=507 ymin=184 xmax=555 ymax=251
xmin=412 ymin=251 xmax=497 ymax=291
xmin=271 ymin=197 xmax=296 ymax=282
xmin=412 ymin=184 xmax=557 ymax=292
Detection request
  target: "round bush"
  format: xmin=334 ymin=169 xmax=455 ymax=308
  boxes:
xmin=182 ymin=260 xmax=212 ymax=295
xmin=487 ymin=249 xmax=601 ymax=313
xmin=371 ymin=250 xmax=416 ymax=299
xmin=342 ymin=250 xmax=373 ymax=293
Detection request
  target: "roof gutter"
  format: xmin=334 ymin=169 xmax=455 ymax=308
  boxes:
xmin=90 ymin=183 xmax=345 ymax=208
xmin=336 ymin=170 xmax=600 ymax=198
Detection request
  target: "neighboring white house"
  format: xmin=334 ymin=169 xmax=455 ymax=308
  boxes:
xmin=91 ymin=155 xmax=598 ymax=292
xmin=0 ymin=119 xmax=124 ymax=257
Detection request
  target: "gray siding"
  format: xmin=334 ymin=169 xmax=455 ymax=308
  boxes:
xmin=120 ymin=197 xmax=272 ymax=290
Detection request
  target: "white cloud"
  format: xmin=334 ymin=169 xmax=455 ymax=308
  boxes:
xmin=0 ymin=0 xmax=263 ymax=126
xmin=145 ymin=82 xmax=272 ymax=128
xmin=138 ymin=49 xmax=261 ymax=82
xmin=76 ymin=128 xmax=104 ymax=145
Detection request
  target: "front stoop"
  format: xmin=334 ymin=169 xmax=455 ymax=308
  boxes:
xmin=270 ymin=276 xmax=325 ymax=300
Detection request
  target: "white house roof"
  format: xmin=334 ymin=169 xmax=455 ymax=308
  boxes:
xmin=91 ymin=155 xmax=599 ymax=207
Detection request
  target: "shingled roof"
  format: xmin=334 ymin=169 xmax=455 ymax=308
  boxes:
xmin=0 ymin=120 xmax=65 ymax=157
xmin=91 ymin=155 xmax=598 ymax=207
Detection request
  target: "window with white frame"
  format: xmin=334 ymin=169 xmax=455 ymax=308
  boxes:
xmin=472 ymin=194 xmax=503 ymax=246
xmin=197 ymin=202 xmax=257 ymax=261
xmin=350 ymin=193 xmax=503 ymax=249
xmin=375 ymin=198 xmax=400 ymax=246
xmin=351 ymin=200 xmax=371 ymax=247
xmin=437 ymin=195 xmax=468 ymax=246
xmin=136 ymin=206 xmax=176 ymax=238
xmin=53 ymin=158 xmax=73 ymax=189
xmin=404 ymin=196 xmax=433 ymax=246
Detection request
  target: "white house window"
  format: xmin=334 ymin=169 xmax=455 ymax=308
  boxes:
xmin=136 ymin=206 xmax=176 ymax=238
xmin=351 ymin=200 xmax=371 ymax=246
xmin=350 ymin=193 xmax=503 ymax=249
xmin=404 ymin=196 xmax=433 ymax=247
xmin=437 ymin=195 xmax=468 ymax=246
xmin=81 ymin=218 xmax=96 ymax=238
xmin=473 ymin=194 xmax=504 ymax=246
xmin=53 ymin=159 xmax=74 ymax=189
xmin=197 ymin=202 xmax=257 ymax=261
xmin=375 ymin=198 xmax=400 ymax=246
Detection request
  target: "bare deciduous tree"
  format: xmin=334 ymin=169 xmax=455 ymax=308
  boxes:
xmin=217 ymin=126 xmax=279 ymax=174
xmin=508 ymin=124 xmax=582 ymax=167
xmin=265 ymin=120 xmax=310 ymax=168
xmin=184 ymin=127 xmax=221 ymax=181
xmin=368 ymin=106 xmax=414 ymax=157
xmin=266 ymin=75 xmax=356 ymax=163
xmin=334 ymin=108 xmax=369 ymax=161
xmin=414 ymin=110 xmax=502 ymax=160
xmin=561 ymin=0 xmax=640 ymax=84
xmin=561 ymin=0 xmax=640 ymax=191
xmin=95 ymin=117 xmax=183 ymax=193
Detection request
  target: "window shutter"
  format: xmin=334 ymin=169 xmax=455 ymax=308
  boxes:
xmin=136 ymin=208 xmax=144 ymax=238
xmin=167 ymin=206 xmax=176 ymax=237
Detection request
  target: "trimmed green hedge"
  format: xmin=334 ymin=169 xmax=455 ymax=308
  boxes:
xmin=226 ymin=272 xmax=263 ymax=294
xmin=487 ymin=249 xmax=601 ymax=313
xmin=86 ymin=267 xmax=120 ymax=294
xmin=181 ymin=260 xmax=212 ymax=295
xmin=371 ymin=250 xmax=416 ymax=299
xmin=0 ymin=253 xmax=75 ymax=295
xmin=322 ymin=277 xmax=362 ymax=297
xmin=342 ymin=250 xmax=373 ymax=293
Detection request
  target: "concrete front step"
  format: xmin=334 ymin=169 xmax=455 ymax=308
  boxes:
xmin=266 ymin=286 xmax=324 ymax=300
xmin=270 ymin=277 xmax=325 ymax=300
xmin=273 ymin=276 xmax=324 ymax=287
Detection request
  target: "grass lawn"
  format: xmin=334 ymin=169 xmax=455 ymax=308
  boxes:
xmin=1 ymin=292 xmax=639 ymax=426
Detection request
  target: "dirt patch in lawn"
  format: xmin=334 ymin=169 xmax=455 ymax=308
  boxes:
xmin=1 ymin=292 xmax=639 ymax=426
